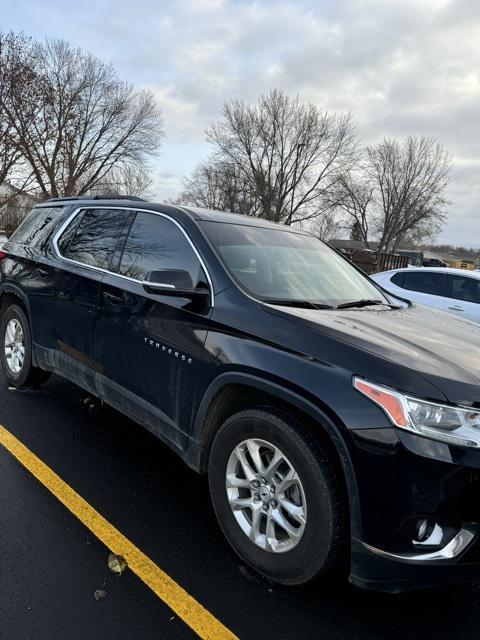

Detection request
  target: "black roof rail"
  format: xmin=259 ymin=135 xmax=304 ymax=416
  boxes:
xmin=45 ymin=195 xmax=147 ymax=203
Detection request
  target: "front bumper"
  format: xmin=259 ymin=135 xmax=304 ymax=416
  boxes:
xmin=351 ymin=528 xmax=480 ymax=592
xmin=347 ymin=427 xmax=480 ymax=592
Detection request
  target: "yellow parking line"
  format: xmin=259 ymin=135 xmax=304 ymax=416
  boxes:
xmin=0 ymin=426 xmax=238 ymax=640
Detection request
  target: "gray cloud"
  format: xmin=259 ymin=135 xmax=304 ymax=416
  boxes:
xmin=2 ymin=0 xmax=479 ymax=244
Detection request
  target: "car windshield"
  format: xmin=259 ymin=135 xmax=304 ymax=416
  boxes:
xmin=202 ymin=221 xmax=388 ymax=307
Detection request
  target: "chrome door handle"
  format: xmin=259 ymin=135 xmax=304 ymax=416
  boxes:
xmin=448 ymin=305 xmax=464 ymax=311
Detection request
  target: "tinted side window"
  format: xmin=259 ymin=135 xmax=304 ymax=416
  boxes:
xmin=59 ymin=209 xmax=127 ymax=270
xmin=118 ymin=212 xmax=204 ymax=284
xmin=402 ymin=272 xmax=446 ymax=296
xmin=9 ymin=206 xmax=65 ymax=250
xmin=449 ymin=275 xmax=480 ymax=304
xmin=57 ymin=211 xmax=85 ymax=255
xmin=391 ymin=272 xmax=405 ymax=287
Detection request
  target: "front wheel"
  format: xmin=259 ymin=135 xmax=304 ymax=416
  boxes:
xmin=209 ymin=408 xmax=346 ymax=585
xmin=0 ymin=304 xmax=50 ymax=388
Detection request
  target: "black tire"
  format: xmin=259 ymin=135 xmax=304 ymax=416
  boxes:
xmin=0 ymin=304 xmax=50 ymax=388
xmin=208 ymin=408 xmax=346 ymax=585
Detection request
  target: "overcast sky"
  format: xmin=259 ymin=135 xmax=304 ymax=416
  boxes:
xmin=2 ymin=0 xmax=479 ymax=245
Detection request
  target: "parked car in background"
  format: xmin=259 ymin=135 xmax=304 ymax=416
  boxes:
xmin=372 ymin=267 xmax=480 ymax=323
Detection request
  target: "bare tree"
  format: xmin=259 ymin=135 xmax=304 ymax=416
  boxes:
xmin=368 ymin=136 xmax=451 ymax=253
xmin=204 ymin=90 xmax=358 ymax=224
xmin=0 ymin=32 xmax=37 ymax=205
xmin=0 ymin=33 xmax=38 ymax=235
xmin=89 ymin=165 xmax=154 ymax=198
xmin=179 ymin=160 xmax=261 ymax=215
xmin=328 ymin=170 xmax=374 ymax=245
xmin=398 ymin=217 xmax=445 ymax=249
xmin=2 ymin=37 xmax=163 ymax=198
xmin=309 ymin=211 xmax=344 ymax=242
xmin=0 ymin=33 xmax=21 ymax=190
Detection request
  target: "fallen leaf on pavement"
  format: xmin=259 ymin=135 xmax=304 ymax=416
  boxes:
xmin=108 ymin=553 xmax=127 ymax=576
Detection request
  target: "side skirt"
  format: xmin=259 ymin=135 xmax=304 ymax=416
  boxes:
xmin=34 ymin=343 xmax=189 ymax=456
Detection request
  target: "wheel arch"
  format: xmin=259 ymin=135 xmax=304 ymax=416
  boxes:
xmin=0 ymin=284 xmax=30 ymax=318
xmin=0 ymin=285 xmax=36 ymax=365
xmin=187 ymin=372 xmax=362 ymax=539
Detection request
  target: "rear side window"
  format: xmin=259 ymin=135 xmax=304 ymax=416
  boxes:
xmin=391 ymin=272 xmax=405 ymax=287
xmin=118 ymin=212 xmax=205 ymax=284
xmin=9 ymin=206 xmax=65 ymax=251
xmin=448 ymin=275 xmax=480 ymax=304
xmin=401 ymin=271 xmax=446 ymax=296
xmin=58 ymin=208 xmax=128 ymax=271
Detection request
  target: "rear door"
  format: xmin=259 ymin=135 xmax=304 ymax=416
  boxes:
xmin=445 ymin=274 xmax=480 ymax=323
xmin=95 ymin=210 xmax=213 ymax=448
xmin=49 ymin=208 xmax=130 ymax=379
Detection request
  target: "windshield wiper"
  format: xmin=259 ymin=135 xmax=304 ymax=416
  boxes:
xmin=336 ymin=299 xmax=389 ymax=309
xmin=265 ymin=298 xmax=401 ymax=310
xmin=265 ymin=299 xmax=334 ymax=310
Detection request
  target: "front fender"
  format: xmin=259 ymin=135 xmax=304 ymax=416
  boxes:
xmin=187 ymin=370 xmax=362 ymax=542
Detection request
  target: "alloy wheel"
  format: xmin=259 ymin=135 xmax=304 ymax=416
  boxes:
xmin=226 ymin=438 xmax=307 ymax=553
xmin=4 ymin=319 xmax=25 ymax=375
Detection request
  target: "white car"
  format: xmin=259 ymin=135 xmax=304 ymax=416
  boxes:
xmin=371 ymin=267 xmax=480 ymax=324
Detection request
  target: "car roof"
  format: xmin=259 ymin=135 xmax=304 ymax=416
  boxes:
xmin=180 ymin=205 xmax=310 ymax=233
xmin=36 ymin=198 xmax=311 ymax=235
xmin=375 ymin=266 xmax=480 ymax=278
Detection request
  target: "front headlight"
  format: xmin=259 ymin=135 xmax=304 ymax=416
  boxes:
xmin=354 ymin=377 xmax=480 ymax=448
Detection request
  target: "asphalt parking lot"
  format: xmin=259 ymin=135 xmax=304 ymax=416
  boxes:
xmin=2 ymin=373 xmax=480 ymax=640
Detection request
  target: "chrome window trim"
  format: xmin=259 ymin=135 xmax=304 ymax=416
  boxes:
xmin=52 ymin=206 xmax=215 ymax=307
xmin=143 ymin=281 xmax=176 ymax=290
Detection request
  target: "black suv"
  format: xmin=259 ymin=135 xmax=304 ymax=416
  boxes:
xmin=2 ymin=197 xmax=480 ymax=593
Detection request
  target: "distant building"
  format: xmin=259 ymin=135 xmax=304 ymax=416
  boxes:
xmin=422 ymin=251 xmax=446 ymax=267
xmin=445 ymin=259 xmax=475 ymax=271
xmin=0 ymin=182 xmax=36 ymax=208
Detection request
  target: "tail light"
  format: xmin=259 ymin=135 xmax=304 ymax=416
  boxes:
xmin=0 ymin=251 xmax=8 ymax=261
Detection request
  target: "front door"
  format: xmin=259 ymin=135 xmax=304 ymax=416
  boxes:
xmin=95 ymin=210 xmax=213 ymax=448
xmin=399 ymin=270 xmax=446 ymax=311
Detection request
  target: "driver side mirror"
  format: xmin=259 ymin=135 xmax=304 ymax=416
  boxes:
xmin=143 ymin=269 xmax=210 ymax=303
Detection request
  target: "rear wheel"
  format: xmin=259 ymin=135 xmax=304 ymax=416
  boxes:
xmin=0 ymin=304 xmax=50 ymax=388
xmin=209 ymin=408 xmax=346 ymax=585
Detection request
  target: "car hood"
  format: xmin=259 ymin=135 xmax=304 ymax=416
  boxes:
xmin=264 ymin=302 xmax=480 ymax=406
